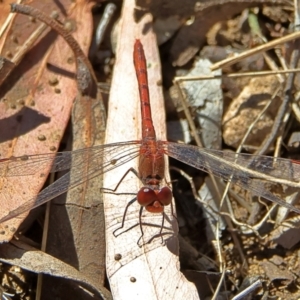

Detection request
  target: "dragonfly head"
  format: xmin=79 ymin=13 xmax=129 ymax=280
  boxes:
xmin=137 ymin=186 xmax=172 ymax=213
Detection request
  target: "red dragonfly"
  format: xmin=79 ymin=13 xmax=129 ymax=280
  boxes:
xmin=1 ymin=39 xmax=300 ymax=225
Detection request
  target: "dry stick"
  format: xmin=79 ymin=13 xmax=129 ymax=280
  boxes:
xmin=174 ymin=80 xmax=223 ymax=198
xmin=290 ymin=0 xmax=300 ymax=125
xmin=170 ymin=166 xmax=270 ymax=236
xmin=175 ymin=73 xmax=253 ymax=276
xmin=272 ymin=0 xmax=300 ymax=223
xmin=223 ymin=199 xmax=277 ymax=236
xmin=174 ymin=76 xmax=247 ymax=277
xmin=232 ymin=279 xmax=262 ymax=300
xmin=254 ymin=46 xmax=300 ymax=156
xmin=35 ymin=172 xmax=55 ymax=300
xmin=295 ymin=0 xmax=300 ymax=27
xmin=0 ymin=15 xmax=51 ymax=86
xmin=275 ymin=47 xmax=288 ymax=71
xmin=0 ymin=0 xmax=23 ymax=39
xmin=10 ymin=3 xmax=96 ymax=95
xmin=292 ymin=91 xmax=300 ymax=121
xmin=195 ymin=0 xmax=292 ymax=13
xmin=176 ymin=41 xmax=298 ymax=294
xmin=263 ymin=52 xmax=285 ymax=83
xmin=211 ymin=29 xmax=300 ymax=71
xmin=211 ymin=260 xmax=226 ymax=300
xmin=220 ymin=87 xmax=280 ymax=218
xmin=174 ymin=80 xmax=204 ymax=148
xmin=175 ymin=68 xmax=300 ymax=81
xmin=12 ymin=13 xmax=58 ymax=65
xmin=219 ymin=89 xmax=282 ymax=239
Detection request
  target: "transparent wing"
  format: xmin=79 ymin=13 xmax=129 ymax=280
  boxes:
xmin=0 ymin=141 xmax=141 ymax=222
xmin=165 ymin=142 xmax=300 ymax=214
xmin=0 ymin=141 xmax=141 ymax=176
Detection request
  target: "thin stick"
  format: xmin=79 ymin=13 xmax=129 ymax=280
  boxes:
xmin=12 ymin=21 xmax=52 ymax=64
xmin=174 ymin=68 xmax=300 ymax=82
xmin=211 ymin=30 xmax=300 ymax=71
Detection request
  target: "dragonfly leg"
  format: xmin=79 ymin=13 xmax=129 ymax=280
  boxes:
xmin=113 ymin=197 xmax=137 ymax=237
xmin=137 ymin=211 xmax=167 ymax=247
xmin=104 ymin=167 xmax=140 ymax=237
xmin=137 ymin=206 xmax=145 ymax=247
xmin=170 ymin=202 xmax=177 ymax=222
xmin=159 ymin=212 xmax=165 ymax=245
xmin=101 ymin=167 xmax=139 ymax=194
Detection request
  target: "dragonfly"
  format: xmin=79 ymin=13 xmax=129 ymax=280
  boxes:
xmin=1 ymin=39 xmax=300 ymax=226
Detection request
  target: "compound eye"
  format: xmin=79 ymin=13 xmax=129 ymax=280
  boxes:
xmin=137 ymin=187 xmax=156 ymax=207
xmin=157 ymin=187 xmax=172 ymax=206
xmin=137 ymin=187 xmax=172 ymax=213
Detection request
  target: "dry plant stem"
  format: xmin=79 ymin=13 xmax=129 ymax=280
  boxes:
xmin=174 ymin=80 xmax=204 ymax=148
xmin=175 ymin=73 xmax=273 ymax=275
xmin=0 ymin=12 xmax=14 ymax=39
xmin=262 ymin=31 xmax=287 ymax=81
xmin=223 ymin=200 xmax=277 ymax=235
xmin=172 ymin=164 xmax=256 ymax=245
xmin=175 ymin=78 xmax=227 ymax=271
xmin=254 ymin=0 xmax=300 ymax=155
xmin=221 ymin=209 xmax=248 ymax=269
xmin=0 ymin=0 xmax=23 ymax=39
xmin=206 ymin=275 xmax=216 ymax=296
xmin=195 ymin=0 xmax=292 ymax=13
xmin=213 ymin=90 xmax=281 ymax=273
xmin=295 ymin=0 xmax=300 ymax=26
xmin=174 ymin=80 xmax=222 ymax=198
xmin=238 ymin=87 xmax=280 ymax=154
xmin=175 ymin=68 xmax=300 ymax=81
xmin=254 ymin=40 xmax=300 ymax=156
xmin=169 ymin=167 xmax=247 ymax=270
xmin=274 ymin=110 xmax=290 ymax=159
xmin=219 ymin=88 xmax=280 ymax=219
xmin=231 ymin=279 xmax=262 ymax=300
xmin=275 ymin=48 xmax=288 ymax=70
xmin=10 ymin=3 xmax=96 ymax=94
xmin=292 ymin=91 xmax=300 ymax=121
xmin=220 ymin=181 xmax=252 ymax=212
xmin=273 ymin=112 xmax=296 ymax=222
xmin=35 ymin=173 xmax=54 ymax=300
xmin=12 ymin=21 xmax=50 ymax=64
xmin=211 ymin=261 xmax=226 ymax=300
xmin=170 ymin=166 xmax=256 ymax=224
xmin=263 ymin=52 xmax=285 ymax=83
xmin=169 ymin=166 xmax=203 ymax=204
xmin=211 ymin=30 xmax=300 ymax=71
xmin=274 ymin=134 xmax=284 ymax=159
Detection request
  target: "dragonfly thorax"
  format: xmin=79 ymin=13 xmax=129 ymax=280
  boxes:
xmin=139 ymin=142 xmax=165 ymax=182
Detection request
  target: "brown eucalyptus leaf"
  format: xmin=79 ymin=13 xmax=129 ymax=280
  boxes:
xmin=0 ymin=0 xmax=94 ymax=241
xmin=0 ymin=240 xmax=111 ymax=300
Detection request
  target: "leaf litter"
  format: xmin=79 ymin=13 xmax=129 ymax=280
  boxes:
xmin=1 ymin=0 xmax=300 ymax=300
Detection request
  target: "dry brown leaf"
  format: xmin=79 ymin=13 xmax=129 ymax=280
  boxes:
xmin=0 ymin=1 xmax=94 ymax=241
xmin=0 ymin=240 xmax=111 ymax=299
xmin=223 ymin=75 xmax=281 ymax=149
